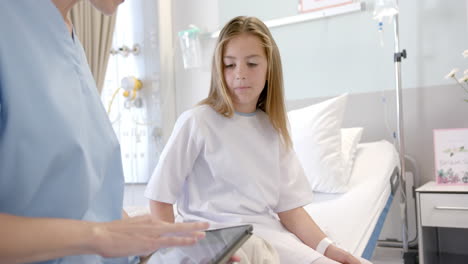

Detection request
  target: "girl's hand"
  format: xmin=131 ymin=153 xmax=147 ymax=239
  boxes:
xmin=324 ymin=245 xmax=362 ymax=264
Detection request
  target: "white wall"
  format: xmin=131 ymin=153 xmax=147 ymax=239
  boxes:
xmin=218 ymin=0 xmax=468 ymax=100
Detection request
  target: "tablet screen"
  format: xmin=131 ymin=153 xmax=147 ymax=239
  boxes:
xmin=147 ymin=224 xmax=253 ymax=264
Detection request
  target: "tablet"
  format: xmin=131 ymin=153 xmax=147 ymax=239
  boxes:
xmin=147 ymin=224 xmax=253 ymax=264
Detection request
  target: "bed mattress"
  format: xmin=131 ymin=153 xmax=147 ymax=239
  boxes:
xmin=304 ymin=140 xmax=399 ymax=257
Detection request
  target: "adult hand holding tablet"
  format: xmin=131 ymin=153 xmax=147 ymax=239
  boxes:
xmin=147 ymin=224 xmax=253 ymax=264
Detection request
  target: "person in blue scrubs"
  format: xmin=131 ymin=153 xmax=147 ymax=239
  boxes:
xmin=0 ymin=1 xmax=211 ymax=263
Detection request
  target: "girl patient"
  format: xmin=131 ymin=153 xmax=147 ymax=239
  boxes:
xmin=145 ymin=16 xmax=371 ymax=264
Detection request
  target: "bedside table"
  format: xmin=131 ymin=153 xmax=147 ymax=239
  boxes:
xmin=416 ymin=181 xmax=468 ymax=264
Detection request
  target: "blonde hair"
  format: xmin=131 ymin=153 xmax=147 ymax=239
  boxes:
xmin=199 ymin=16 xmax=292 ymax=149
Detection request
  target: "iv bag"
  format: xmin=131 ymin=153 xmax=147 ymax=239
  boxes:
xmin=373 ymin=0 xmax=399 ymax=22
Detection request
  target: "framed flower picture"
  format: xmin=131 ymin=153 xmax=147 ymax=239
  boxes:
xmin=433 ymin=128 xmax=468 ymax=185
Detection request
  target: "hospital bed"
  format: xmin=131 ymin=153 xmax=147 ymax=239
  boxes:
xmin=126 ymin=118 xmax=401 ymax=261
xmin=125 ymin=139 xmax=400 ymax=261
xmin=306 ymin=140 xmax=400 ymax=260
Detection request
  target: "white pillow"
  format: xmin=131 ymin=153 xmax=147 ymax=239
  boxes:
xmin=288 ymin=94 xmax=348 ymax=193
xmin=341 ymin=127 xmax=364 ymax=183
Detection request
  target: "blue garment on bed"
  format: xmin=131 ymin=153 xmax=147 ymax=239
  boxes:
xmin=0 ymin=1 xmax=135 ymax=263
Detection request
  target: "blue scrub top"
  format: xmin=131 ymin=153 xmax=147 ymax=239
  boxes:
xmin=0 ymin=1 xmax=134 ymax=263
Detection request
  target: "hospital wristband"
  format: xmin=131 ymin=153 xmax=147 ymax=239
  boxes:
xmin=316 ymin=237 xmax=334 ymax=255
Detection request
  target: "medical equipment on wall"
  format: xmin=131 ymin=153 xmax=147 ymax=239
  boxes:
xmin=107 ymin=76 xmax=143 ymax=117
xmin=373 ymin=0 xmax=398 ymax=46
xmin=178 ymin=25 xmax=202 ymax=69
xmin=106 ymin=76 xmax=162 ymax=126
xmin=110 ymin=44 xmax=141 ymax=57
xmin=121 ymin=76 xmax=143 ymax=108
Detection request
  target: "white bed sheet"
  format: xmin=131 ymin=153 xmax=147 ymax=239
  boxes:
xmin=304 ymin=140 xmax=399 ymax=256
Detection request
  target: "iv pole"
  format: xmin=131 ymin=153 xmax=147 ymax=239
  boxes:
xmin=376 ymin=2 xmax=418 ymax=261
xmin=391 ymin=0 xmax=410 ymax=257
xmin=375 ymin=1 xmax=419 ymax=262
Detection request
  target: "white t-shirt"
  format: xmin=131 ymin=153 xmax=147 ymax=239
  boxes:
xmin=145 ymin=105 xmax=321 ymax=263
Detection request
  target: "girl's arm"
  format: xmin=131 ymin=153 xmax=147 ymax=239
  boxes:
xmin=150 ymin=200 xmax=175 ymax=223
xmin=277 ymin=207 xmax=326 ymax=249
xmin=278 ymin=207 xmax=361 ymax=264
xmin=0 ymin=213 xmax=207 ymax=264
